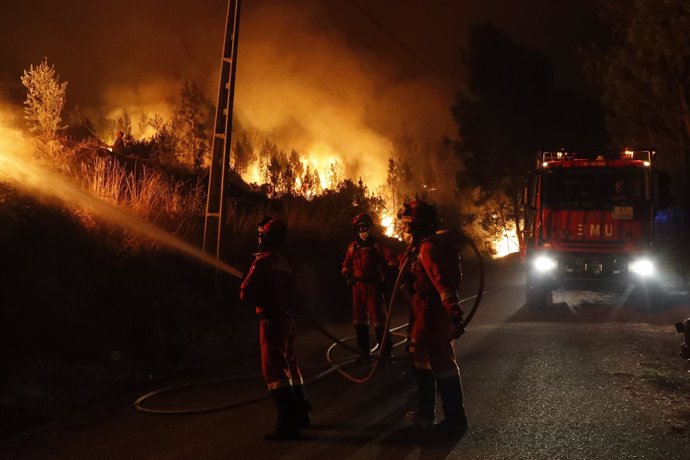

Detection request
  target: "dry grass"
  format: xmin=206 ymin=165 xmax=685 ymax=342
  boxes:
xmin=124 ymin=168 xmax=167 ymax=217
xmin=44 ymin=142 xmax=380 ymax=258
xmin=81 ymin=157 xmax=203 ymax=216
xmin=79 ymin=157 xmax=125 ymax=204
xmin=67 ymin=153 xmax=206 ymax=249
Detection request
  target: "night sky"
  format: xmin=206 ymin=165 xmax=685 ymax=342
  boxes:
xmin=0 ymin=0 xmax=602 ymax=160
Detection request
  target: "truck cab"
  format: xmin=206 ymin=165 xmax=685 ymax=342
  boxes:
xmin=521 ymin=149 xmax=666 ymax=309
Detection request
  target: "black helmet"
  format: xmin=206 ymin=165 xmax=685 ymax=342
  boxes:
xmin=258 ymin=218 xmax=287 ymax=250
xmin=397 ymin=201 xmax=439 ymax=235
xmin=352 ymin=213 xmax=373 ymax=229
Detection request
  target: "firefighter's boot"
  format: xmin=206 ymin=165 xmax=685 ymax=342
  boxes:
xmin=375 ymin=325 xmax=393 ymax=358
xmin=435 ymin=375 xmax=468 ymax=437
xmin=292 ymin=384 xmax=312 ymax=428
xmin=354 ymin=324 xmax=371 ymax=364
xmin=405 ymin=367 xmax=436 ymax=428
xmin=264 ymin=387 xmax=300 ymax=441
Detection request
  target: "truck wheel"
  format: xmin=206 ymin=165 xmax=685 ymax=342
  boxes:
xmin=526 ymin=280 xmax=553 ymax=310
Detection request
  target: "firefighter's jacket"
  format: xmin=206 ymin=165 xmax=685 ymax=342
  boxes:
xmin=341 ymin=237 xmax=394 ymax=284
xmin=240 ymin=250 xmax=302 ymax=389
xmin=342 ymin=238 xmax=396 ymax=325
xmin=406 ymin=236 xmax=462 ymax=350
xmin=241 ymin=250 xmax=293 ymax=317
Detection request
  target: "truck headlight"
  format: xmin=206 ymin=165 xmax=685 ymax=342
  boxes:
xmin=533 ymin=256 xmax=557 ymax=272
xmin=628 ymin=259 xmax=655 ymax=277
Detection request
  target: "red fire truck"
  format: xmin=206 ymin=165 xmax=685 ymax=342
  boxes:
xmin=521 ymin=149 xmax=670 ymax=309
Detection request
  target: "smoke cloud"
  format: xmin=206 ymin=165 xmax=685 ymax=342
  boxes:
xmin=2 ymin=0 xmax=461 ymax=188
xmin=92 ymin=1 xmax=458 ymax=187
xmin=0 ymin=0 xmax=600 ymax=147
xmin=232 ymin=0 xmax=456 ymax=188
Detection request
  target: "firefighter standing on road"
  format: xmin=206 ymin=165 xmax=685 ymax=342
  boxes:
xmin=240 ymin=218 xmax=311 ymax=441
xmin=398 ymin=201 xmax=468 ymax=437
xmin=342 ymin=213 xmax=395 ymax=363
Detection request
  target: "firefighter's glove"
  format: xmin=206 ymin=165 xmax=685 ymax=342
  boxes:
xmin=449 ymin=313 xmax=465 ymax=340
xmin=345 ymin=276 xmax=355 ymax=287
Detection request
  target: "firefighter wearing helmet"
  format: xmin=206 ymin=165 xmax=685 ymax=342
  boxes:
xmin=398 ymin=201 xmax=468 ymax=437
xmin=341 ymin=213 xmax=395 ymax=363
xmin=240 ymin=218 xmax=311 ymax=440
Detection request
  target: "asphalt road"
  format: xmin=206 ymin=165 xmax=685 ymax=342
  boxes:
xmin=2 ymin=259 xmax=689 ymax=459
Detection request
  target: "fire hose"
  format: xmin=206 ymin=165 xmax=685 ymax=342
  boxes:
xmin=134 ymin=231 xmax=485 ymax=415
xmin=325 ymin=230 xmax=485 ymax=383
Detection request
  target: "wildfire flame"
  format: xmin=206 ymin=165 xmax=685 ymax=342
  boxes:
xmin=240 ymin=141 xmax=520 ymax=253
xmin=380 ymin=211 xmax=396 ymax=238
xmin=492 ymin=222 xmax=520 ymax=258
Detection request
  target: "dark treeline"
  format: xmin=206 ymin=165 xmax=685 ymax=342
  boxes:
xmin=452 ymin=1 xmax=690 ymax=267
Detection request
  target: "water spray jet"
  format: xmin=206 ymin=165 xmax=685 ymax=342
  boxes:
xmin=0 ymin=126 xmax=243 ymax=279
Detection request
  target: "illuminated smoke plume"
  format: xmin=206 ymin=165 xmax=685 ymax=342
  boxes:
xmin=94 ymin=0 xmax=457 ymax=189
xmin=233 ymin=0 xmax=456 ymax=189
xmin=101 ymin=78 xmax=180 ymax=139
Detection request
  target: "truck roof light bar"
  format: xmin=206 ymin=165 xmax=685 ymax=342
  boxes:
xmin=538 ymin=149 xmax=654 ymax=169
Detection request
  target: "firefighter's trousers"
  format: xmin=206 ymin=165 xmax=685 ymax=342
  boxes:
xmin=351 ymin=281 xmax=386 ymax=326
xmin=260 ymin=313 xmax=303 ymax=390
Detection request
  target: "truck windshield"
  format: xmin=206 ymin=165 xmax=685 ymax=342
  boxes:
xmin=541 ymin=169 xmax=648 ymax=209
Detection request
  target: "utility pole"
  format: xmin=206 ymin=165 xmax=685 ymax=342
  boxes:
xmin=202 ymin=0 xmax=242 ymax=265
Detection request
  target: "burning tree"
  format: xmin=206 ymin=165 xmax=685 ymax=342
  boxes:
xmin=231 ymin=130 xmax=256 ymax=176
xmin=173 ymin=79 xmax=213 ymax=170
xmin=20 ymin=58 xmax=68 ymax=141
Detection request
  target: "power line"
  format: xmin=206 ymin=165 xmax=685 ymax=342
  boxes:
xmin=346 ymin=0 xmax=460 ymax=93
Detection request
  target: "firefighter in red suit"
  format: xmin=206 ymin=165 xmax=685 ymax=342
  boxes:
xmin=342 ymin=213 xmax=394 ymax=362
xmin=240 ymin=218 xmax=311 ymax=440
xmin=398 ymin=201 xmax=468 ymax=437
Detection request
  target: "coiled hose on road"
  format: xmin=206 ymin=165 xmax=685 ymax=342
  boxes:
xmin=134 ymin=232 xmax=485 ymax=415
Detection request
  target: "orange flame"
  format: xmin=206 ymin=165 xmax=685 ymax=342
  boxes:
xmin=492 ymin=222 xmax=519 ymax=258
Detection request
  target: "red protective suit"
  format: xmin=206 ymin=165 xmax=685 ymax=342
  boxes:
xmin=341 ymin=238 xmax=394 ymax=326
xmin=241 ymin=250 xmax=303 ymax=390
xmin=405 ymin=236 xmax=463 ymax=379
